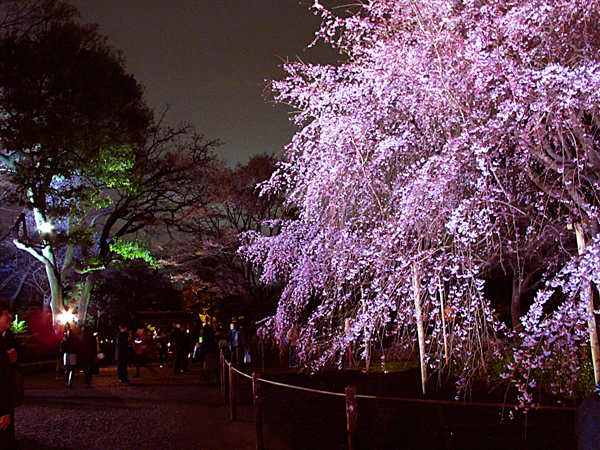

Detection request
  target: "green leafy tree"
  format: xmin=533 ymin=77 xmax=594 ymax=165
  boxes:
xmin=0 ymin=14 xmax=152 ymax=322
xmin=0 ymin=3 xmax=216 ymax=325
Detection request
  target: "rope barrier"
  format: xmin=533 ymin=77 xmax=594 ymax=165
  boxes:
xmin=224 ymin=356 xmax=576 ymax=412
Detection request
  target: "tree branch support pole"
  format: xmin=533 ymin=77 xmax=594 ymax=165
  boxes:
xmin=361 ymin=287 xmax=371 ymax=374
xmin=229 ymin=362 xmax=237 ymax=421
xmin=575 ymin=223 xmax=600 ymax=384
xmin=253 ymin=373 xmax=264 ymax=450
xmin=413 ymin=263 xmax=427 ymax=395
xmin=438 ymin=276 xmax=448 ymax=366
xmin=346 ymin=385 xmax=357 ymax=450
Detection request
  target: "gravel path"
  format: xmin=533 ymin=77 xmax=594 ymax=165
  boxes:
xmin=15 ymin=363 xmax=265 ymax=450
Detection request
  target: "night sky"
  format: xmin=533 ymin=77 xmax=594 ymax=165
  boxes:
xmin=70 ymin=0 xmax=346 ymax=165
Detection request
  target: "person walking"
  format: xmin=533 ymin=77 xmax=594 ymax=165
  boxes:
xmin=79 ymin=326 xmax=97 ymax=388
xmin=0 ymin=300 xmax=18 ymax=450
xmin=132 ymin=328 xmax=155 ymax=378
xmin=61 ymin=323 xmax=78 ymax=388
xmin=115 ymin=324 xmax=130 ymax=383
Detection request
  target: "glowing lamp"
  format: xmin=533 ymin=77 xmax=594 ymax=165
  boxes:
xmin=38 ymin=221 xmax=53 ymax=234
xmin=57 ymin=310 xmax=76 ymax=325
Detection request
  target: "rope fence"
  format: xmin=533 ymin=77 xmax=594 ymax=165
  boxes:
xmin=220 ymin=349 xmax=576 ymax=450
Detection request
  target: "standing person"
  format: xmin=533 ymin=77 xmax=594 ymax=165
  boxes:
xmin=115 ymin=324 xmax=130 ymax=383
xmin=230 ymin=321 xmax=244 ymax=371
xmin=0 ymin=300 xmax=18 ymax=450
xmin=79 ymin=326 xmax=97 ymax=388
xmin=180 ymin=325 xmax=192 ymax=372
xmin=286 ymin=325 xmax=300 ymax=368
xmin=171 ymin=323 xmax=185 ymax=374
xmin=132 ymin=328 xmax=155 ymax=378
xmin=61 ymin=323 xmax=78 ymax=388
xmin=201 ymin=324 xmax=219 ymax=385
xmin=156 ymin=328 xmax=168 ymax=368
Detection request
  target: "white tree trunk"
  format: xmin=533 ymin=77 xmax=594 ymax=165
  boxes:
xmin=361 ymin=286 xmax=371 ymax=374
xmin=438 ymin=276 xmax=448 ymax=366
xmin=42 ymin=244 xmax=64 ymax=325
xmin=574 ymin=223 xmax=600 ymax=384
xmin=413 ymin=264 xmax=427 ymax=395
xmin=77 ymin=272 xmax=98 ymax=324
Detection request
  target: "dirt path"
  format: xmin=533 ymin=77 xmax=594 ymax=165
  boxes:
xmin=15 ymin=360 xmax=578 ymax=450
xmin=16 ymin=363 xmax=276 ymax=450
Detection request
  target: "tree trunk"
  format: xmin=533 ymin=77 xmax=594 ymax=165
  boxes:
xmin=438 ymin=276 xmax=448 ymax=365
xmin=575 ymin=223 xmax=600 ymax=385
xmin=361 ymin=287 xmax=371 ymax=374
xmin=43 ymin=258 xmax=64 ymax=324
xmin=511 ymin=272 xmax=524 ymax=334
xmin=77 ymin=271 xmax=99 ymax=325
xmin=413 ymin=263 xmax=427 ymax=395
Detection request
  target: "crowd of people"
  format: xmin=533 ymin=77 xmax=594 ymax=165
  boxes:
xmin=114 ymin=320 xmax=246 ymax=386
xmin=57 ymin=323 xmax=100 ymax=388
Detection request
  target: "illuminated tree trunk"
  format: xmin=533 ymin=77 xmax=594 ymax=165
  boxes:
xmin=77 ymin=272 xmax=98 ymax=325
xmin=361 ymin=286 xmax=371 ymax=374
xmin=413 ymin=264 xmax=427 ymax=395
xmin=438 ymin=276 xmax=448 ymax=366
xmin=511 ymin=272 xmax=524 ymax=334
xmin=574 ymin=223 xmax=600 ymax=384
xmin=13 ymin=238 xmax=65 ymax=325
xmin=43 ymin=249 xmax=64 ymax=324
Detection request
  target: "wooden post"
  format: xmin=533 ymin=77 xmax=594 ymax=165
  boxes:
xmin=253 ymin=372 xmax=264 ymax=450
xmin=229 ymin=363 xmax=237 ymax=421
xmin=221 ymin=353 xmax=228 ymax=402
xmin=413 ymin=263 xmax=427 ymax=395
xmin=346 ymin=385 xmax=357 ymax=450
xmin=575 ymin=223 xmax=600 ymax=384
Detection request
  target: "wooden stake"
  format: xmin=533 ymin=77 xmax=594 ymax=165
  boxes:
xmin=229 ymin=363 xmax=237 ymax=421
xmin=253 ymin=373 xmax=264 ymax=450
xmin=221 ymin=353 xmax=226 ymax=395
xmin=346 ymin=385 xmax=357 ymax=450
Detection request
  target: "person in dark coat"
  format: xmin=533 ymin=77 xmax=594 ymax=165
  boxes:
xmin=576 ymin=382 xmax=600 ymax=449
xmin=180 ymin=325 xmax=192 ymax=372
xmin=0 ymin=300 xmax=18 ymax=450
xmin=79 ymin=326 xmax=97 ymax=387
xmin=230 ymin=321 xmax=244 ymax=371
xmin=171 ymin=323 xmax=187 ymax=374
xmin=115 ymin=324 xmax=130 ymax=382
xmin=200 ymin=324 xmax=219 ymax=385
xmin=156 ymin=327 xmax=169 ymax=368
